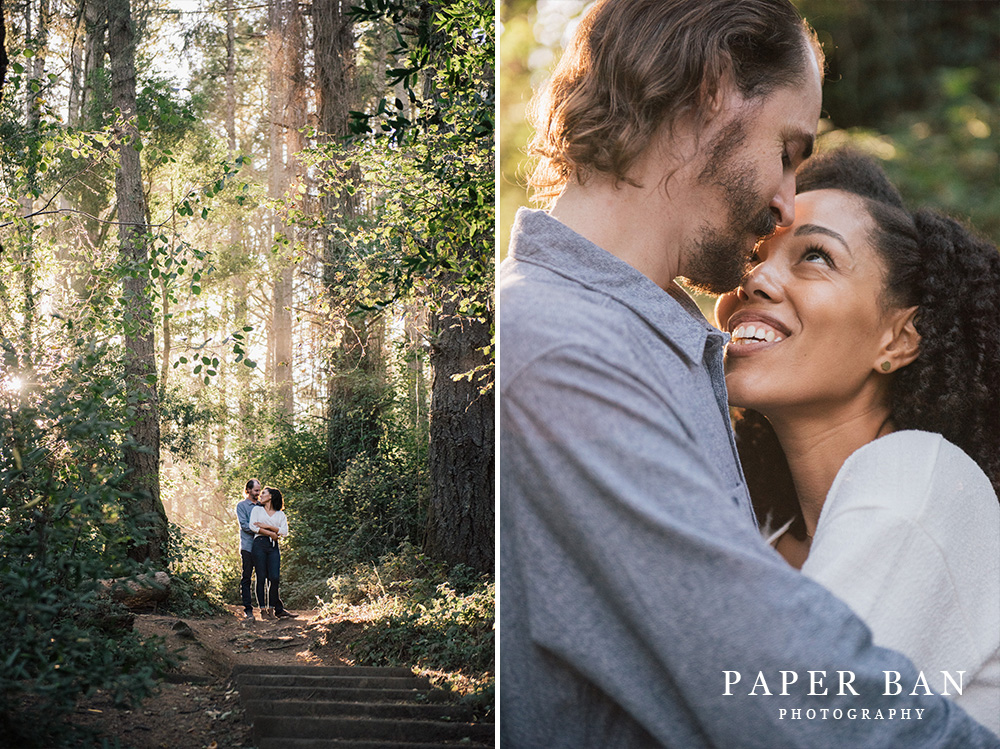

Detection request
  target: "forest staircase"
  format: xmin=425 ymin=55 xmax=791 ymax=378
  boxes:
xmin=232 ymin=664 xmax=494 ymax=749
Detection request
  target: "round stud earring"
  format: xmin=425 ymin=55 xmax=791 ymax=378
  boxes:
xmin=881 ymin=361 xmax=892 ymax=372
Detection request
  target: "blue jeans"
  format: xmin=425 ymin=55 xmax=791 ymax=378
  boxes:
xmin=251 ymin=536 xmax=284 ymax=613
xmin=240 ymin=549 xmax=255 ymax=612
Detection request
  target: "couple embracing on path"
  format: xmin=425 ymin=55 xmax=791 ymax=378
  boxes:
xmin=236 ymin=478 xmax=295 ymax=621
xmin=499 ymin=0 xmax=1000 ymax=746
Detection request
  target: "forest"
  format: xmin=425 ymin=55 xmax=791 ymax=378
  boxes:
xmin=1 ymin=0 xmax=493 ymax=743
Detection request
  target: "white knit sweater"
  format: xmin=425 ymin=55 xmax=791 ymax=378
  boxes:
xmin=788 ymin=431 xmax=1000 ymax=735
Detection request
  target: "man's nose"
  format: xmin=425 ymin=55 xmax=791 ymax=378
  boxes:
xmin=769 ymin=172 xmax=796 ymax=227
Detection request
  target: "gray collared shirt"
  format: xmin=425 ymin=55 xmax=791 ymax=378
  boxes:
xmin=498 ymin=208 xmax=997 ymax=748
xmin=236 ymin=498 xmax=257 ymax=553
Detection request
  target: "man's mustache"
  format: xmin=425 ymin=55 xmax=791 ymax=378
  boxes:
xmin=749 ymin=208 xmax=777 ymax=242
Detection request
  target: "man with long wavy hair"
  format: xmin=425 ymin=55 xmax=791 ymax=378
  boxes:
xmin=498 ymin=1 xmax=999 ymax=746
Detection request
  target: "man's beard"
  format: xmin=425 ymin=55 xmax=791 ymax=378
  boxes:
xmin=682 ymin=118 xmax=777 ymax=295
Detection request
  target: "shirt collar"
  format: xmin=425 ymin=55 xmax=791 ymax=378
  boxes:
xmin=508 ymin=208 xmax=726 ymax=363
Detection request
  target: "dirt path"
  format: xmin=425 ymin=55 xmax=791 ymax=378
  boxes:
xmin=73 ymin=605 xmax=368 ymax=749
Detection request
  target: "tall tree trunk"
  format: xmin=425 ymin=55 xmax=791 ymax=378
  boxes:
xmin=68 ymin=0 xmax=85 ymax=125
xmin=16 ymin=0 xmax=49 ymax=379
xmin=81 ymin=0 xmax=107 ymax=123
xmin=225 ymin=0 xmax=236 ymax=157
xmin=266 ymin=0 xmax=303 ymax=421
xmin=0 ymin=2 xmax=8 ymax=101
xmin=224 ymin=0 xmax=253 ymax=434
xmin=108 ymin=0 xmax=168 ymax=562
xmin=271 ymin=261 xmax=294 ymax=418
xmin=314 ymin=0 xmax=384 ymax=477
xmin=424 ymin=293 xmax=493 ymax=574
xmin=73 ymin=0 xmax=109 ymax=251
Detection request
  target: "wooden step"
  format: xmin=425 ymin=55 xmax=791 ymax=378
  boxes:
xmin=231 ymin=664 xmax=492 ymax=747
xmin=252 ymin=715 xmax=493 ymax=744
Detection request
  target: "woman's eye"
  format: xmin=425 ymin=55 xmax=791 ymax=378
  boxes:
xmin=803 ymin=245 xmax=833 ymax=265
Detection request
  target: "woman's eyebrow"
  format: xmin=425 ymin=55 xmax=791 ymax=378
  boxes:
xmin=794 ymin=223 xmax=851 ymax=253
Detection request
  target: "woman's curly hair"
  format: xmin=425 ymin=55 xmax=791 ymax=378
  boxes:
xmin=737 ymin=148 xmax=1000 ymax=538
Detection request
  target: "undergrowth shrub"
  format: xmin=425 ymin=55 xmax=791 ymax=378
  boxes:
xmin=319 ymin=544 xmax=495 ymax=717
xmin=164 ymin=523 xmax=232 ymax=616
xmin=0 ymin=342 xmax=171 ymax=746
xmin=280 ymin=449 xmax=427 ymax=607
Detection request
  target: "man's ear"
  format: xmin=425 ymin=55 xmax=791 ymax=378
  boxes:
xmin=875 ymin=306 xmax=921 ymax=373
xmin=700 ymin=69 xmax=737 ymax=122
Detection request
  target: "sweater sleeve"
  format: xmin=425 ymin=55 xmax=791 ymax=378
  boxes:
xmin=804 ymin=503 xmax=951 ymax=671
xmin=248 ymin=505 xmax=263 ymax=534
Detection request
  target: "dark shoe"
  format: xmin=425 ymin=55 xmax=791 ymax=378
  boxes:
xmin=274 ymin=609 xmax=295 ymax=619
xmin=243 ymin=610 xmax=254 ymax=620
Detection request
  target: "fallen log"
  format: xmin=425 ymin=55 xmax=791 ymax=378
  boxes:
xmin=98 ymin=571 xmax=170 ymax=610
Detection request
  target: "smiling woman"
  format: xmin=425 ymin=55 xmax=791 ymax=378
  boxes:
xmin=718 ymin=147 xmax=1000 ymax=733
xmin=718 ymin=186 xmax=917 ymax=420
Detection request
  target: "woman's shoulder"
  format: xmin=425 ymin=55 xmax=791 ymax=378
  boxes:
xmin=843 ymin=430 xmax=987 ymax=479
xmin=828 ymin=430 xmax=997 ymax=517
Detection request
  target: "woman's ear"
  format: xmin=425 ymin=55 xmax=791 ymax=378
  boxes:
xmin=875 ymin=306 xmax=921 ymax=373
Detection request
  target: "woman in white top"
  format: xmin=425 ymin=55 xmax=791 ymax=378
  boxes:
xmin=249 ymin=486 xmax=293 ymax=618
xmin=715 ymin=148 xmax=1000 ymax=734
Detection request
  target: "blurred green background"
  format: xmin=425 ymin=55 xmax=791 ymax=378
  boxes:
xmin=498 ymin=0 xmax=1000 ymax=273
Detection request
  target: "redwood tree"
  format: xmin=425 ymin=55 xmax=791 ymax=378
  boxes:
xmin=108 ymin=0 xmax=168 ymax=561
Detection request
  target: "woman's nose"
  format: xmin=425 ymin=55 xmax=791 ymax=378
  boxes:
xmin=741 ymin=257 xmax=784 ymax=302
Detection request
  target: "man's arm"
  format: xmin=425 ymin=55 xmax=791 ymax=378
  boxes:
xmin=236 ymin=501 xmax=253 ymax=534
xmin=502 ymin=344 xmax=999 ymax=748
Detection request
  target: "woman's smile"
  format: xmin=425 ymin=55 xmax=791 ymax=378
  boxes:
xmin=724 ymin=311 xmax=792 ymax=355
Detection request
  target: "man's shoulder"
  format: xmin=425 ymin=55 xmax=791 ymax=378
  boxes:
xmin=501 ymin=273 xmax=633 ymax=381
xmin=499 ymin=258 xmax=695 ymax=385
xmin=501 ymin=260 xmax=613 ymax=325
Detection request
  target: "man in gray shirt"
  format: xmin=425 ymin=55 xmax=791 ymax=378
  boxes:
xmin=237 ymin=478 xmax=261 ymax=620
xmin=498 ymin=0 xmax=999 ymax=746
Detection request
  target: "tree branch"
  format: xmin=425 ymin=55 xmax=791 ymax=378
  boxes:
xmin=0 ymin=207 xmax=169 ymax=230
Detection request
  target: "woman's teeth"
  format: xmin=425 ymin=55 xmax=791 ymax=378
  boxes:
xmin=731 ymin=324 xmax=782 ymax=344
